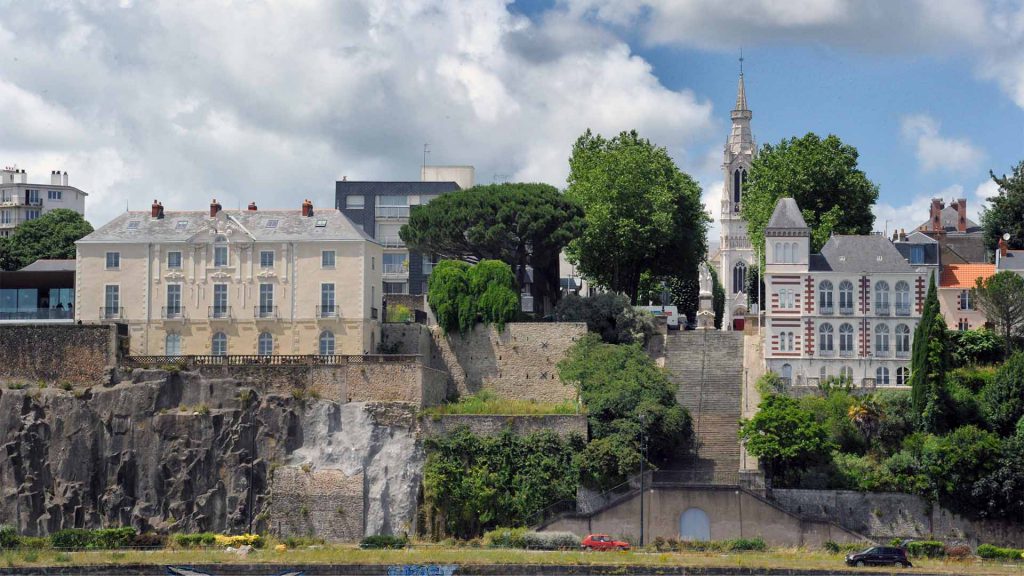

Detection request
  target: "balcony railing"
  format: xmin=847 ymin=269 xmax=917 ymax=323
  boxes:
xmin=161 ymin=306 xmax=185 ymax=320
xmin=208 ymin=305 xmax=232 ymax=320
xmin=123 ymin=353 xmax=423 ymax=368
xmin=876 ymin=304 xmax=891 ymax=316
xmin=317 ymin=304 xmax=338 ymax=318
xmin=99 ymin=306 xmax=123 ymax=320
xmin=380 ymin=236 xmax=405 ymax=248
xmin=896 ymin=349 xmax=910 ymax=359
xmin=839 ymin=306 xmax=854 ymax=315
xmin=819 ymin=305 xmax=833 ymax=315
xmin=0 ymin=308 xmax=73 ymax=321
xmin=375 ymin=206 xmax=410 ymax=219
xmin=383 ymin=263 xmax=408 ymax=277
xmin=818 ymin=348 xmax=835 ymax=357
xmin=895 ymin=305 xmax=912 ymax=317
xmin=840 ymin=349 xmax=854 ymax=358
xmin=254 ymin=305 xmax=278 ymax=320
xmin=875 ymin=348 xmax=891 ymax=358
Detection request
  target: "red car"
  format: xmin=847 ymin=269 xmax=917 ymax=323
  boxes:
xmin=582 ymin=534 xmax=631 ymax=551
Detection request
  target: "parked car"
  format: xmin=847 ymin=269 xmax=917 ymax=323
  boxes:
xmin=845 ymin=546 xmax=912 ymax=568
xmin=581 ymin=534 xmax=630 ymax=551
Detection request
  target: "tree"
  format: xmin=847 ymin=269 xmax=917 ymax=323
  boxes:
xmin=980 ymin=351 xmax=1024 ymax=435
xmin=710 ymin=265 xmax=725 ymax=329
xmin=974 ymin=271 xmax=1024 ymax=352
xmin=401 ymin=183 xmax=584 ymax=314
xmin=910 ymin=276 xmax=952 ymax=433
xmin=667 ymin=275 xmax=698 ymax=323
xmin=553 ymin=292 xmax=655 ymax=345
xmin=0 ymin=209 xmax=93 ymax=271
xmin=741 ymin=133 xmax=879 ymax=257
xmin=982 ymin=161 xmax=1024 ymax=251
xmin=427 ymin=260 xmax=519 ymax=333
xmin=558 ymin=334 xmax=692 ymax=488
xmin=565 ymin=129 xmax=708 ymax=303
xmin=739 ymin=394 xmax=835 ymax=485
xmin=919 ymin=426 xmax=1003 ymax=509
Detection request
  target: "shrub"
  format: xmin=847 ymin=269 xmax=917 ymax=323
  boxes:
xmin=88 ymin=527 xmax=136 ymax=549
xmin=981 ymin=351 xmax=1024 ymax=435
xmin=0 ymin=526 xmax=16 ymax=549
xmin=50 ymin=529 xmax=93 ymax=549
xmin=16 ymin=537 xmax=48 ymax=550
xmin=213 ymin=533 xmax=263 ymax=548
xmin=482 ymin=527 xmax=528 ymax=548
xmin=386 ymin=303 xmax=413 ymax=323
xmin=172 ymin=533 xmax=217 ymax=548
xmin=755 ymin=372 xmax=786 ymax=396
xmin=906 ymin=540 xmax=946 ymax=558
xmin=554 ymin=293 xmax=655 ymax=345
xmin=726 ymin=537 xmax=767 ymax=551
xmin=521 ymin=531 xmax=579 ymax=550
xmin=824 ymin=540 xmax=866 ymax=554
xmin=977 ymin=543 xmax=1024 ymax=560
xmin=360 ymin=534 xmax=408 ymax=549
xmin=132 ymin=533 xmax=165 ymax=549
xmin=945 ymin=544 xmax=972 ymax=560
xmin=427 ymin=259 xmax=519 ymax=334
xmin=949 ymin=329 xmax=1005 ymax=367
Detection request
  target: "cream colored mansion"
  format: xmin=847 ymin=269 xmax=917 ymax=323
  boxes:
xmin=76 ymin=199 xmax=383 ymax=356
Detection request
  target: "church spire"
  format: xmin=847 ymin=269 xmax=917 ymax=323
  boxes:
xmin=735 ymin=51 xmax=747 ymax=111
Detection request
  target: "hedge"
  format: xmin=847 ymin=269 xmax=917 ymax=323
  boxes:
xmin=172 ymin=533 xmax=217 ymax=548
xmin=521 ymin=531 xmax=579 ymax=550
xmin=483 ymin=527 xmax=528 ymax=549
xmin=824 ymin=540 xmax=867 ymax=554
xmin=978 ymin=544 xmax=1024 ymax=560
xmin=652 ymin=537 xmax=767 ymax=553
xmin=360 ymin=535 xmax=409 ymax=549
xmin=906 ymin=540 xmax=946 ymax=558
xmin=0 ymin=525 xmax=16 ymax=549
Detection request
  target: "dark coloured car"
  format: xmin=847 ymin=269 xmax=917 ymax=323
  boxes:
xmin=845 ymin=546 xmax=912 ymax=568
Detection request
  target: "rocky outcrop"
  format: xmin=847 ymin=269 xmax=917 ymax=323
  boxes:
xmin=0 ymin=369 xmax=421 ymax=538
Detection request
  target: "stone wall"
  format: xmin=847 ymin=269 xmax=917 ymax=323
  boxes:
xmin=380 ymin=324 xmax=434 ymax=357
xmin=0 ymin=323 xmax=119 ymax=386
xmin=772 ymin=489 xmax=1024 ymax=547
xmin=270 ymin=467 xmax=364 ymax=541
xmin=429 ymin=322 xmax=586 ymax=403
xmin=421 ymin=414 xmax=587 ymax=439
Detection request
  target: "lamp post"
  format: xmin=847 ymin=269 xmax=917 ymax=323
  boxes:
xmin=638 ymin=412 xmax=649 ymax=548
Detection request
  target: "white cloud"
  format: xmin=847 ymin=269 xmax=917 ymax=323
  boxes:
xmin=900 ymin=114 xmax=984 ymax=173
xmin=0 ymin=0 xmax=714 ymax=226
xmin=701 ymin=179 xmax=725 ymax=244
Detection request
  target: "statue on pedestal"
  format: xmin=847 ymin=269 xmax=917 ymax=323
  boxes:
xmin=696 ymin=262 xmax=716 ymax=330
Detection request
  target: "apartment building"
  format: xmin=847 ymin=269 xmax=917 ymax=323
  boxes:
xmin=763 ymin=198 xmax=928 ymax=388
xmin=939 ymin=264 xmax=995 ymax=331
xmin=75 ymin=199 xmax=383 ymax=356
xmin=0 ymin=167 xmax=88 ymax=237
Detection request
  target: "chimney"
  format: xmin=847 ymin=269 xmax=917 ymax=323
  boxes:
xmin=18 ymin=169 xmax=26 ymax=184
xmin=302 ymin=198 xmax=313 ymax=217
xmin=899 ymin=228 xmax=907 ymax=242
xmin=929 ymin=198 xmax=944 ymax=232
xmin=210 ymin=198 xmax=222 ymax=217
xmin=62 ymin=171 xmax=68 ymax=186
xmin=954 ymin=197 xmax=967 ymax=233
xmin=151 ymin=199 xmax=161 ymax=218
xmin=247 ymin=201 xmax=258 ymax=211
xmin=999 ymin=237 xmax=1009 ymax=259
xmin=891 ymin=231 xmax=899 ymax=242
xmin=50 ymin=171 xmax=61 ymax=186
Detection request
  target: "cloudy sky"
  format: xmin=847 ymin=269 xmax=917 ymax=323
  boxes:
xmin=2 ymin=0 xmax=1023 ymax=243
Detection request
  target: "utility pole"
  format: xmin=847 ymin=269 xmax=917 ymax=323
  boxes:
xmin=638 ymin=412 xmax=648 ymax=548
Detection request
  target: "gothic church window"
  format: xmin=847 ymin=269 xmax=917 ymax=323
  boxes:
xmin=733 ymin=261 xmax=747 ymax=294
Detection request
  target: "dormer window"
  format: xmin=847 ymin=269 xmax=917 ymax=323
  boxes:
xmin=214 ymin=245 xmax=228 ymax=267
xmin=175 ymin=220 xmax=189 ymax=231
xmin=127 ymin=220 xmax=140 ymax=230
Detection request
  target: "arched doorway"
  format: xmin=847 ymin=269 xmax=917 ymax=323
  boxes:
xmin=679 ymin=507 xmax=710 ymax=541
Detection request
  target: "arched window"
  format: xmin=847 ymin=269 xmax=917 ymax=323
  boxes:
xmin=165 ymin=332 xmax=181 ymax=356
xmin=840 ymin=365 xmax=853 ymax=383
xmin=790 ymin=242 xmax=799 ymax=262
xmin=895 ymin=324 xmax=911 ymax=357
xmin=839 ymin=280 xmax=855 ymax=314
xmin=896 ymin=366 xmax=909 ymax=386
xmin=839 ymin=323 xmax=854 ymax=356
xmin=774 ymin=242 xmax=781 ymax=263
xmin=819 ymin=323 xmax=834 ymax=353
xmin=258 ymin=332 xmax=273 ymax=356
xmin=876 ymin=366 xmax=890 ymax=385
xmin=212 ymin=332 xmax=227 ymax=356
xmin=895 ymin=281 xmax=911 ymax=315
xmin=733 ymin=169 xmax=742 ymax=209
xmin=319 ymin=330 xmax=335 ymax=355
xmin=781 ymin=363 xmax=792 ymax=384
xmin=818 ymin=280 xmax=834 ymax=313
xmin=787 ymin=332 xmax=794 ymax=352
xmin=733 ymin=261 xmax=747 ymax=294
xmin=875 ymin=324 xmax=890 ymax=355
xmin=783 ymin=243 xmax=792 ymax=263
xmin=875 ymin=281 xmax=890 ymax=314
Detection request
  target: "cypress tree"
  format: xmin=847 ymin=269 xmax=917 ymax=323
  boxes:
xmin=909 ymin=278 xmax=936 ymax=415
xmin=910 ymin=276 xmax=950 ymax=432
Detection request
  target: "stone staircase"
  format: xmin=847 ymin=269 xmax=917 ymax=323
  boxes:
xmin=664 ymin=330 xmax=744 ymax=479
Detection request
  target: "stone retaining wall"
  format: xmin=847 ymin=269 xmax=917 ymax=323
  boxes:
xmin=0 ymin=323 xmax=119 ymax=386
xmin=772 ymin=489 xmax=1024 ymax=547
xmin=421 ymin=414 xmax=588 ymax=439
xmin=270 ymin=467 xmax=364 ymax=541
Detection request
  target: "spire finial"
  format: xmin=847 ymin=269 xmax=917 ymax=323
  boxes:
xmin=734 ymin=51 xmax=748 ymax=111
xmin=739 ymin=47 xmax=744 ymax=75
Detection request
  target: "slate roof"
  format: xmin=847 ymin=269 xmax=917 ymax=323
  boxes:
xmin=916 ymin=205 xmax=981 ymax=234
xmin=335 ymin=181 xmax=460 ymax=199
xmin=77 ymin=209 xmax=374 ymax=244
xmin=999 ymin=250 xmax=1024 ymax=271
xmin=942 ymin=235 xmax=989 ymax=264
xmin=765 ymin=197 xmax=809 ymax=233
xmin=810 ymin=235 xmax=917 ymax=273
xmin=940 ymin=264 xmax=996 ymax=288
xmin=19 ymin=259 xmax=76 ymax=272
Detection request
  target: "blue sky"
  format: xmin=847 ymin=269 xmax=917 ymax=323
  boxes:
xmin=1 ymin=0 xmax=1022 ymax=241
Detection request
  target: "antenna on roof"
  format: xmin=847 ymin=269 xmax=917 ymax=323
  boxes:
xmin=423 ymin=143 xmax=430 ymax=169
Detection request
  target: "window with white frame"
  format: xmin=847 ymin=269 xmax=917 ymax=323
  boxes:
xmin=167 ymin=251 xmax=182 ymax=269
xmin=258 ymin=332 xmax=273 ymax=356
xmin=48 ymin=190 xmax=62 ymax=200
xmin=839 ymin=323 xmax=854 ymax=356
xmin=781 ymin=363 xmax=792 ymax=384
xmin=260 ymin=250 xmax=274 ymax=268
xmin=840 ymin=365 xmax=853 ymax=383
xmin=839 ymin=280 xmax=855 ymax=314
xmin=320 ymin=283 xmax=336 ymax=315
xmin=259 ymin=284 xmax=274 ymax=316
xmin=321 ymin=250 xmax=336 ymax=268
xmin=25 ymin=209 xmax=40 ymax=220
xmin=876 ymin=366 xmax=890 ymax=385
xmin=212 ymin=332 xmax=228 ymax=356
xmin=213 ymin=284 xmax=228 ymax=317
xmin=104 ymin=285 xmax=119 ymax=317
xmin=896 ymin=324 xmax=911 ymax=357
xmin=214 ymin=245 xmax=228 ymax=267
xmin=345 ymin=195 xmax=365 ymax=209
xmin=875 ymin=324 xmax=890 ymax=355
xmin=874 ymin=281 xmax=890 ymax=313
xmin=819 ymin=323 xmax=834 ymax=353
xmin=895 ymin=281 xmax=911 ymax=315
xmin=105 ymin=252 xmax=120 ymax=269
xmin=166 ymin=284 xmax=182 ymax=317
xmin=319 ymin=330 xmax=335 ymax=355
xmin=960 ymin=289 xmax=973 ymax=310
xmin=165 ymin=333 xmax=181 ymax=355
xmin=819 ymin=280 xmax=834 ymax=313
xmin=896 ymin=366 xmax=909 ymax=386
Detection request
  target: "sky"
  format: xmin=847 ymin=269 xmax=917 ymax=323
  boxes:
xmin=2 ymin=0 xmax=1023 ymax=244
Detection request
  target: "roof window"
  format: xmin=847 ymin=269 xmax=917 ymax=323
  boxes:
xmin=266 ymin=219 xmax=279 ymax=229
xmin=175 ymin=220 xmax=189 ymax=230
xmin=315 ymin=219 xmax=328 ymax=227
xmin=127 ymin=220 xmax=140 ymax=230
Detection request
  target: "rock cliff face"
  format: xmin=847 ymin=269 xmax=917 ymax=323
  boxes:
xmin=0 ymin=369 xmax=422 ymax=538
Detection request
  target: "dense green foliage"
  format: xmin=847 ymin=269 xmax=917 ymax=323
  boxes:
xmin=558 ymin=334 xmax=692 ymax=488
xmin=0 ymin=209 xmax=94 ymax=271
xmin=710 ymin=265 xmax=725 ymax=328
xmin=910 ymin=277 xmax=951 ymax=433
xmin=564 ymin=129 xmax=708 ymax=303
xmin=948 ymin=329 xmax=1005 ymax=367
xmin=667 ymin=275 xmax=699 ymax=322
xmin=386 ymin=303 xmax=412 ymax=323
xmin=651 ymin=537 xmax=766 ymax=553
xmin=424 ymin=390 xmax=578 ymax=416
xmin=739 ymin=394 xmax=834 ymax=483
xmin=977 ymin=543 xmax=1024 ymax=560
xmin=980 ymin=351 xmax=1024 ymax=435
xmin=423 ymin=428 xmax=583 ymax=539
xmin=0 ymin=525 xmax=16 ymax=549
xmin=973 ymin=271 xmax=1024 ymax=351
xmin=553 ymin=292 xmax=655 ymax=344
xmin=741 ymin=133 xmax=878 ymax=257
xmin=982 ymin=161 xmax=1024 ymax=251
xmin=427 ymin=260 xmax=519 ymax=333
xmin=50 ymin=527 xmax=136 ymax=549
xmin=401 ymin=182 xmax=583 ymax=311
xmin=360 ymin=535 xmax=409 ymax=549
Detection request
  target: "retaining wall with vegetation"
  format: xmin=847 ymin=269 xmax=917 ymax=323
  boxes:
xmin=421 ymin=414 xmax=588 ymax=439
xmin=0 ymin=323 xmax=121 ymax=386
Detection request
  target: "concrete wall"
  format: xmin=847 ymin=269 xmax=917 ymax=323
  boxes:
xmin=773 ymin=489 xmax=1024 ymax=548
xmin=421 ymin=414 xmax=587 ymax=439
xmin=270 ymin=466 xmax=364 ymax=541
xmin=430 ymin=322 xmax=586 ymax=403
xmin=0 ymin=323 xmax=117 ymax=385
xmin=543 ymin=486 xmax=865 ymax=548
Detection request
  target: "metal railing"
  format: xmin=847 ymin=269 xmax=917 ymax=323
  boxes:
xmin=380 ymin=236 xmax=405 ymax=248
xmin=839 ymin=306 xmax=854 ymax=315
xmin=819 ymin=305 xmax=833 ymax=315
xmin=896 ymin=349 xmax=910 ymax=359
xmin=375 ymin=206 xmax=409 ymax=219
xmin=876 ymin=304 xmax=890 ymax=316
xmin=383 ymin=263 xmax=408 ymax=276
xmin=99 ymin=306 xmax=123 ymax=320
xmin=254 ymin=305 xmax=278 ymax=319
xmin=818 ymin=348 xmax=835 ymax=357
xmin=840 ymin=349 xmax=854 ymax=358
xmin=161 ymin=306 xmax=185 ymax=320
xmin=317 ymin=304 xmax=338 ymax=318
xmin=122 ymin=353 xmax=422 ymax=368
xmin=874 ymin=348 xmax=891 ymax=358
xmin=895 ymin=305 xmax=912 ymax=316
xmin=0 ymin=308 xmax=73 ymax=321
xmin=208 ymin=305 xmax=231 ymax=319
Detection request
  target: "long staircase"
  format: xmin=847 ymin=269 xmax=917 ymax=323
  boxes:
xmin=663 ymin=330 xmax=744 ymax=479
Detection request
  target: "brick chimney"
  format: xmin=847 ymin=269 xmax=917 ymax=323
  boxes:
xmin=247 ymin=201 xmax=258 ymax=211
xmin=953 ymin=197 xmax=967 ymax=233
xmin=930 ymin=198 xmax=944 ymax=232
xmin=302 ymin=198 xmax=313 ymax=217
xmin=210 ymin=198 xmax=222 ymax=217
xmin=999 ymin=236 xmax=1009 ymax=259
xmin=151 ymin=199 xmax=162 ymax=218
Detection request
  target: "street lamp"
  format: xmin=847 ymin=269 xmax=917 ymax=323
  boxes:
xmin=638 ymin=412 xmax=650 ymax=548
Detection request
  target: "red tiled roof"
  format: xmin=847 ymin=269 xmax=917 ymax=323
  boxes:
xmin=940 ymin=264 xmax=996 ymax=288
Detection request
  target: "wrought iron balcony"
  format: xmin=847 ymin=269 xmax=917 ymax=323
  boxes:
xmin=839 ymin=306 xmax=854 ymax=315
xmin=99 ymin=306 xmax=123 ymax=320
xmin=208 ymin=305 xmax=232 ymax=320
xmin=254 ymin=305 xmax=278 ymax=320
xmin=317 ymin=304 xmax=339 ymax=318
xmin=161 ymin=306 xmax=186 ymax=320
xmin=819 ymin=306 xmax=834 ymax=315
xmin=895 ymin=305 xmax=912 ymax=317
xmin=876 ymin=304 xmax=891 ymax=316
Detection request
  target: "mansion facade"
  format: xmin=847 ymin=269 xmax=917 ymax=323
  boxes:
xmin=763 ymin=198 xmax=929 ymax=388
xmin=75 ymin=199 xmax=383 ymax=356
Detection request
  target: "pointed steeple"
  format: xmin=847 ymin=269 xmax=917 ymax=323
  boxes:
xmin=728 ymin=60 xmax=753 ymax=153
xmin=735 ymin=52 xmax=748 ymax=111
